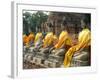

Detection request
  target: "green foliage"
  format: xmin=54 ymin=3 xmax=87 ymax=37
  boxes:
xmin=23 ymin=11 xmax=48 ymax=35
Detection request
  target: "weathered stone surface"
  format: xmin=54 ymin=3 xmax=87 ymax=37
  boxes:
xmin=23 ymin=46 xmax=90 ymax=68
xmin=44 ymin=60 xmax=60 ymax=68
xmin=71 ymin=51 xmax=90 ymax=67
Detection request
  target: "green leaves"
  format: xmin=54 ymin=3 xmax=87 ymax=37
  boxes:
xmin=23 ymin=11 xmax=48 ymax=35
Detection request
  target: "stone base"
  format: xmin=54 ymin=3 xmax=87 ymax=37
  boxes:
xmin=71 ymin=51 xmax=90 ymax=67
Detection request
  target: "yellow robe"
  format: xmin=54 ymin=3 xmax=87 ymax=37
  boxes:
xmin=54 ymin=31 xmax=72 ymax=49
xmin=26 ymin=33 xmax=35 ymax=47
xmin=43 ymin=32 xmax=54 ymax=48
xmin=63 ymin=28 xmax=91 ymax=67
xmin=23 ymin=34 xmax=28 ymax=44
xmin=34 ymin=32 xmax=43 ymax=44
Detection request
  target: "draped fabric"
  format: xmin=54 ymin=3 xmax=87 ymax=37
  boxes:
xmin=23 ymin=34 xmax=28 ymax=44
xmin=23 ymin=33 xmax=35 ymax=47
xmin=55 ymin=31 xmax=72 ymax=49
xmin=34 ymin=32 xmax=43 ymax=44
xmin=27 ymin=33 xmax=35 ymax=44
xmin=43 ymin=32 xmax=54 ymax=48
xmin=63 ymin=29 xmax=91 ymax=67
